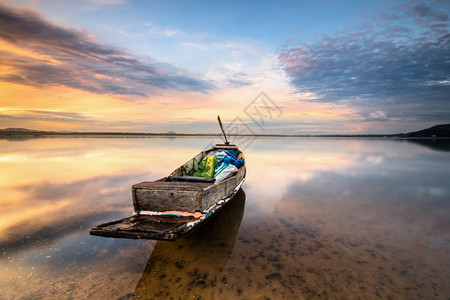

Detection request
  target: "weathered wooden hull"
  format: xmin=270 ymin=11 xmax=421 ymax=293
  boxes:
xmin=89 ymin=145 xmax=245 ymax=240
xmin=89 ymin=178 xmax=244 ymax=240
xmin=132 ymin=165 xmax=245 ymax=214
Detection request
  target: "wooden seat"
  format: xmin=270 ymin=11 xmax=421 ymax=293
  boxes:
xmin=132 ymin=181 xmax=211 ymax=190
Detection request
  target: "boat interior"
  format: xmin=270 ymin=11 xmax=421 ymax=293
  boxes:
xmin=166 ymin=145 xmax=244 ymax=184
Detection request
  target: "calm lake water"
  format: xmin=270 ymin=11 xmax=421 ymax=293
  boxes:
xmin=0 ymin=136 xmax=449 ymax=299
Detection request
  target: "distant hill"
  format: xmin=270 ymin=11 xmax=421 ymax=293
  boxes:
xmin=402 ymin=124 xmax=450 ymax=138
xmin=0 ymin=128 xmax=42 ymax=133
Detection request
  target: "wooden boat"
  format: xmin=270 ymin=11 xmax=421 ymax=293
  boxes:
xmin=90 ymin=117 xmax=245 ymax=240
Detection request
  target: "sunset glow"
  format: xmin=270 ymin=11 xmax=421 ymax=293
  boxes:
xmin=1 ymin=1 xmax=448 ymax=134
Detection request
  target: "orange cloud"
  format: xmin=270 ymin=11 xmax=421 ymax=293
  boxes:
xmin=0 ymin=4 xmax=213 ymax=98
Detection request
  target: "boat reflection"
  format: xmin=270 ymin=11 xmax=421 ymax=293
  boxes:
xmin=132 ymin=189 xmax=246 ymax=299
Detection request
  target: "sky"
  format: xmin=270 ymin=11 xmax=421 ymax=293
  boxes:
xmin=0 ymin=0 xmax=449 ymax=134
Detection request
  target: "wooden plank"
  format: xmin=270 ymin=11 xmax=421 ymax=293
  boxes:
xmin=132 ymin=181 xmax=211 ymax=190
xmin=213 ymin=144 xmax=239 ymax=150
xmin=169 ymin=151 xmax=205 ymax=177
xmin=133 ymin=188 xmax=202 ymax=212
xmin=89 ymin=215 xmax=201 ymax=241
xmin=200 ymin=166 xmax=245 ymax=211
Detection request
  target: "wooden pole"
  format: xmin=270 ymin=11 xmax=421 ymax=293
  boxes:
xmin=217 ymin=115 xmax=229 ymax=145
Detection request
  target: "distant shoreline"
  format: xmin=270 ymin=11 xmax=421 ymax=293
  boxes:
xmin=1 ymin=124 xmax=449 ymax=138
xmin=0 ymin=131 xmax=449 ymax=139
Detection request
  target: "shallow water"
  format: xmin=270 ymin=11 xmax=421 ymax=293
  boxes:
xmin=0 ymin=137 xmax=449 ymax=299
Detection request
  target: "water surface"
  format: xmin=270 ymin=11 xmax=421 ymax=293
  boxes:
xmin=0 ymin=137 xmax=449 ymax=299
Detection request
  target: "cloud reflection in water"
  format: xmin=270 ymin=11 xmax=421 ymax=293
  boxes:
xmin=0 ymin=137 xmax=449 ymax=299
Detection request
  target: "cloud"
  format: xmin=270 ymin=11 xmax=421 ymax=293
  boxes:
xmin=145 ymin=23 xmax=181 ymax=37
xmin=409 ymin=3 xmax=448 ymax=21
xmin=177 ymin=40 xmax=263 ymax=86
xmin=0 ymin=108 xmax=219 ymax=132
xmin=0 ymin=109 xmax=150 ymax=131
xmin=0 ymin=109 xmax=91 ymax=123
xmin=0 ymin=4 xmax=214 ymax=97
xmin=278 ymin=1 xmax=450 ymax=123
xmin=368 ymin=111 xmax=389 ymax=122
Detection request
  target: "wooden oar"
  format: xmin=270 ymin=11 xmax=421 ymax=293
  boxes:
xmin=217 ymin=115 xmax=229 ymax=145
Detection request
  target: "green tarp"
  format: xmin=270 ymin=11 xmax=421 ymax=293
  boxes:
xmin=193 ymin=156 xmax=218 ymax=178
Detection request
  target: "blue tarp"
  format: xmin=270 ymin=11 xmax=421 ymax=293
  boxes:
xmin=217 ymin=156 xmax=244 ymax=169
